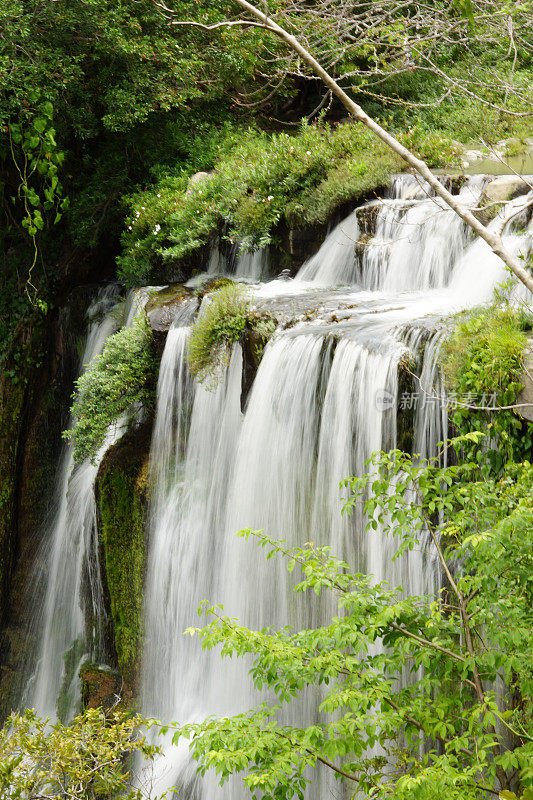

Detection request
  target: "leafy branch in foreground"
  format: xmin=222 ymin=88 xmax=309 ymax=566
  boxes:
xmin=0 ymin=707 xmax=165 ymax=799
xmin=169 ymin=437 xmax=533 ymax=800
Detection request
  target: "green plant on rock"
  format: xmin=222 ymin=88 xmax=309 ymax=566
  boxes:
xmin=169 ymin=437 xmax=533 ymax=800
xmin=0 ymin=707 xmax=166 ymax=799
xmin=441 ymin=300 xmax=533 ymax=471
xmin=187 ymin=283 xmax=250 ymax=386
xmin=66 ymin=317 xmax=156 ymax=464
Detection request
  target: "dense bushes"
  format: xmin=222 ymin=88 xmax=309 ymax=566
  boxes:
xmin=0 ymin=707 xmax=161 ymax=799
xmin=118 ymin=121 xmax=407 ymax=285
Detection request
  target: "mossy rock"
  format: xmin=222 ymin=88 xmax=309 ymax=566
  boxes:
xmin=96 ymin=421 xmax=152 ymax=692
xmin=145 ymin=283 xmax=192 ymax=313
xmin=80 ymin=663 xmax=125 ymax=711
xmin=146 ymin=284 xmax=197 ymax=333
xmin=196 ymin=276 xmax=236 ymax=300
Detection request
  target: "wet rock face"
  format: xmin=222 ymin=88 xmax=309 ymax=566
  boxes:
xmin=145 ymin=284 xmax=198 ymax=333
xmin=80 ymin=664 xmax=125 ymax=710
xmin=95 ymin=420 xmax=152 ymax=694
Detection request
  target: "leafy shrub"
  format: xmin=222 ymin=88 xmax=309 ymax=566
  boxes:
xmin=66 ymin=317 xmax=156 ymax=464
xmin=442 ymin=301 xmax=533 ymax=469
xmin=118 ymin=120 xmax=403 ymax=285
xmin=187 ymin=283 xmax=250 ymax=386
xmin=171 ymin=442 xmax=533 ymax=800
xmin=0 ymin=707 xmax=164 ymax=799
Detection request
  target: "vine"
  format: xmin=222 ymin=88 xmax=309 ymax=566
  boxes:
xmin=7 ymin=92 xmax=68 ymax=309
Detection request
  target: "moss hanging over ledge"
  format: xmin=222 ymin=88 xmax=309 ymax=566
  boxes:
xmin=96 ymin=421 xmax=151 ymax=691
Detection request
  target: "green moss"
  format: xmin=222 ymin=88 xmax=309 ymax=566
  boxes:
xmin=187 ymin=283 xmax=249 ymax=386
xmin=96 ymin=425 xmax=150 ymax=689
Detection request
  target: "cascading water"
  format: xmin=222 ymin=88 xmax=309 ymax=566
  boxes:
xmin=20 ymin=288 xmax=146 ymax=721
xmin=140 ymin=173 xmax=531 ymax=798
xmin=207 ymin=239 xmax=271 ymax=282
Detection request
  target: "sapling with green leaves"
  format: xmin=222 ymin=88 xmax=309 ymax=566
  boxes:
xmin=165 ymin=435 xmax=533 ymax=800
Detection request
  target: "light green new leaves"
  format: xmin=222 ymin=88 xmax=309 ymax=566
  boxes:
xmin=167 ymin=440 xmax=533 ymax=800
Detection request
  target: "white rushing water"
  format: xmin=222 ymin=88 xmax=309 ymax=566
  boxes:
xmin=139 ymin=173 xmax=532 ymax=797
xmin=15 ymin=172 xmax=531 ymax=795
xmin=21 ymin=288 xmax=147 ymax=721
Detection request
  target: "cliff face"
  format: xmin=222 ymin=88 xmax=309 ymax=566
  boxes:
xmin=0 ymin=291 xmax=95 ymax=719
xmin=95 ymin=420 xmax=152 ymax=696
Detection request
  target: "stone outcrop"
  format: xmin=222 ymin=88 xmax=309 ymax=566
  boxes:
xmin=483 ymin=175 xmax=531 ymax=203
xmin=95 ymin=420 xmax=152 ymax=693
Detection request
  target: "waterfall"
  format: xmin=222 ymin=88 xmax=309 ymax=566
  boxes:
xmin=11 ymin=169 xmax=531 ymax=796
xmin=140 ymin=325 xmax=441 ymax=797
xmin=207 ymin=240 xmax=270 ymax=282
xmin=21 ymin=288 xmax=145 ymax=721
xmin=296 ymin=209 xmax=359 ymax=284
xmin=139 ymin=173 xmax=532 ymax=797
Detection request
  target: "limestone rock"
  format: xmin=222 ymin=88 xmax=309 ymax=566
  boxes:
xmin=483 ymin=175 xmax=530 ymax=202
xmin=186 ymin=171 xmax=213 ymax=196
xmin=80 ymin=664 xmax=124 ymax=710
xmin=145 ymin=284 xmax=197 ymax=332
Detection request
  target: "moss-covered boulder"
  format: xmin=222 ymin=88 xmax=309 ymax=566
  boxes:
xmin=96 ymin=421 xmax=152 ymax=693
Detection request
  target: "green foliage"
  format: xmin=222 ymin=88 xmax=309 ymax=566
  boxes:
xmin=187 ymin=283 xmax=250 ymax=386
xmin=442 ymin=301 xmax=533 ymax=470
xmin=0 ymin=707 xmax=165 ymax=799
xmin=118 ymin=121 xmax=402 ymax=283
xmin=168 ymin=438 xmax=533 ymax=800
xmin=66 ymin=317 xmax=156 ymax=464
xmin=0 ymin=0 xmax=263 ymax=355
xmin=97 ymin=431 xmax=149 ymax=687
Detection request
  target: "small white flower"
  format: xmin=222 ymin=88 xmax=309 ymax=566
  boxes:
xmin=128 ymin=225 xmax=132 ymax=231
xmin=153 ymin=224 xmax=161 ymax=234
xmin=157 ymin=193 xmax=161 ymax=198
xmin=141 ymin=206 xmax=145 ymax=210
xmin=267 ymin=195 xmax=274 ymax=201
xmin=306 ymin=150 xmax=311 ymax=155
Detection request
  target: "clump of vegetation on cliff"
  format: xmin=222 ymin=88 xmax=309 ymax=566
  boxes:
xmin=442 ymin=299 xmax=533 ymax=470
xmin=118 ymin=121 xmax=411 ymax=284
xmin=66 ymin=317 xmax=156 ymax=464
xmin=187 ymin=283 xmax=250 ymax=386
xmin=187 ymin=283 xmax=276 ymax=387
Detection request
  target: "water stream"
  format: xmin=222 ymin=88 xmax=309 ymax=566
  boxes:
xmin=20 ymin=288 xmax=146 ymax=721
